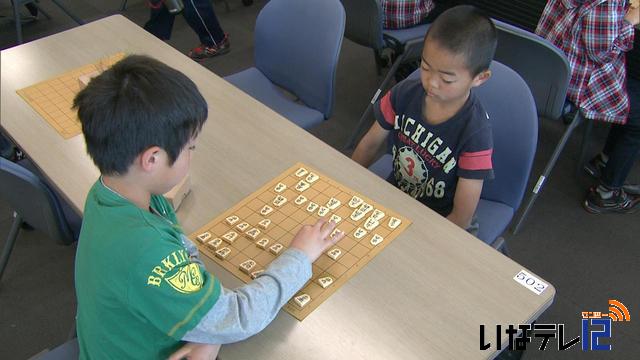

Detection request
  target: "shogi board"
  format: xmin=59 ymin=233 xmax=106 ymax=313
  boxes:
xmin=190 ymin=163 xmax=411 ymax=320
xmin=16 ymin=52 xmax=125 ymax=139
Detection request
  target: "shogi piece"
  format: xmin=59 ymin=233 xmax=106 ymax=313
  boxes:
xmin=388 ymin=217 xmax=402 ymax=229
xmin=273 ymin=195 xmax=287 ymax=207
xmin=316 ymin=276 xmax=334 ymax=289
xmin=236 ymin=222 xmax=250 ymax=232
xmin=370 ymin=234 xmax=384 ymax=246
xmin=305 ymin=173 xmax=319 ymax=183
xmin=353 ymin=227 xmax=367 ymax=239
xmin=274 ymin=182 xmax=287 ymax=193
xmin=363 ymin=217 xmax=380 ymax=231
xmin=222 ymin=231 xmax=238 ymax=243
xmin=327 ymin=248 xmax=342 ymax=260
xmin=295 ymin=167 xmax=308 ymax=177
xmin=245 ymin=228 xmax=261 ymax=240
xmin=295 ymin=180 xmax=310 ymax=192
xmin=370 ymin=209 xmax=385 ymax=221
xmin=348 ymin=195 xmax=363 ymax=208
xmin=206 ymin=238 xmax=223 ymax=250
xmin=306 ymin=202 xmax=319 ymax=212
xmin=215 ymin=247 xmax=232 ymax=259
xmin=270 ymin=243 xmax=284 ymax=255
xmin=258 ymin=219 xmax=272 ymax=229
xmin=326 ymin=197 xmax=341 ymax=209
xmin=295 ymin=195 xmax=308 ymax=205
xmin=256 ymin=238 xmax=270 ymax=249
xmin=196 ymin=232 xmax=212 ymax=243
xmin=239 ymin=259 xmax=257 ymax=274
xmin=260 ymin=205 xmax=274 ymax=216
xmin=294 ymin=294 xmax=311 ymax=309
xmin=225 ymin=215 xmax=240 ymax=225
xmin=317 ymin=206 xmax=330 ymax=217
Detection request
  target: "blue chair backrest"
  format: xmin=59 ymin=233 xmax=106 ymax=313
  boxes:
xmin=492 ymin=19 xmax=570 ymax=120
xmin=254 ymin=0 xmax=345 ymax=119
xmin=475 ymin=62 xmax=538 ymax=208
xmin=0 ymin=157 xmax=75 ymax=245
xmin=341 ymin=0 xmax=385 ymax=50
xmin=406 ymin=61 xmax=537 ymax=209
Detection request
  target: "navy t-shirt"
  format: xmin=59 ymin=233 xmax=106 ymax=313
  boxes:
xmin=373 ymin=78 xmax=494 ymax=216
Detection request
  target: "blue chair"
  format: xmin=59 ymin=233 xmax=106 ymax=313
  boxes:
xmin=0 ymin=157 xmax=80 ymax=283
xmin=31 ymin=338 xmax=79 ymax=360
xmin=341 ymin=0 xmax=430 ymax=150
xmin=491 ymin=19 xmax=589 ymax=234
xmin=225 ymin=0 xmax=345 ymax=130
xmin=368 ymin=61 xmax=538 ymax=248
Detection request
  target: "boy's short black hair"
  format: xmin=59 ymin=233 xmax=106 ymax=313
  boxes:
xmin=73 ymin=55 xmax=208 ymax=175
xmin=425 ymin=5 xmax=497 ymax=76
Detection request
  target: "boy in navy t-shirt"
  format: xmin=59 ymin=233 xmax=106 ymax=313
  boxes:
xmin=352 ymin=6 xmax=497 ymax=233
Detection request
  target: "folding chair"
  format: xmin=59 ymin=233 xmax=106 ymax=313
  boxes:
xmin=342 ymin=0 xmax=429 ymax=150
xmin=225 ymin=0 xmax=345 ymax=130
xmin=11 ymin=0 xmax=84 ymax=44
xmin=368 ymin=61 xmax=538 ymax=249
xmin=491 ymin=19 xmax=591 ymax=234
xmin=30 ymin=338 xmax=79 ymax=360
xmin=0 ymin=158 xmax=80 ymax=283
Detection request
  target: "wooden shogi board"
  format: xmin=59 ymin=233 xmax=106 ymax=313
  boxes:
xmin=16 ymin=52 xmax=125 ymax=139
xmin=190 ymin=163 xmax=411 ymax=320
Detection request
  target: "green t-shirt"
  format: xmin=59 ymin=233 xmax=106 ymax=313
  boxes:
xmin=75 ymin=180 xmax=221 ymax=359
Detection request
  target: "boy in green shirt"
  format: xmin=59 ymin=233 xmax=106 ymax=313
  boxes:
xmin=73 ymin=55 xmax=344 ymax=359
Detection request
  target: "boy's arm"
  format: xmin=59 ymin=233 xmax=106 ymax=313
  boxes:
xmin=181 ymin=248 xmax=311 ymax=344
xmin=351 ymin=121 xmax=390 ymax=168
xmin=446 ymin=178 xmax=484 ymax=230
xmin=182 ymin=220 xmax=342 ymax=345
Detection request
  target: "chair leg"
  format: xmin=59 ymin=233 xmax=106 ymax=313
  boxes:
xmin=12 ymin=0 xmax=23 ymax=44
xmin=491 ymin=236 xmax=510 ymax=256
xmin=0 ymin=212 xmax=23 ymax=283
xmin=576 ymin=117 xmax=594 ymax=176
xmin=344 ymin=50 xmax=411 ymax=152
xmin=32 ymin=1 xmax=52 ymax=19
xmin=373 ymin=49 xmax=384 ymax=76
xmin=512 ymin=112 xmax=583 ymax=234
xmin=49 ymin=0 xmax=84 ymax=25
xmin=119 ymin=0 xmax=128 ymax=12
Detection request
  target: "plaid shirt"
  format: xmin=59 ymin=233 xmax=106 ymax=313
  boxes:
xmin=381 ymin=0 xmax=435 ymax=29
xmin=536 ymin=0 xmax=635 ymax=124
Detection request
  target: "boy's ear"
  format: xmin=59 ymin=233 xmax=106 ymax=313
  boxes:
xmin=471 ymin=69 xmax=492 ymax=88
xmin=139 ymin=146 xmax=163 ymax=172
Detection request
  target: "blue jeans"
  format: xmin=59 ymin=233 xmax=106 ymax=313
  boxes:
xmin=144 ymin=0 xmax=225 ymax=47
xmin=601 ymin=78 xmax=640 ymax=188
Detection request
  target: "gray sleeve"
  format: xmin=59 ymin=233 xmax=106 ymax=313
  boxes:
xmin=181 ymin=248 xmax=312 ymax=344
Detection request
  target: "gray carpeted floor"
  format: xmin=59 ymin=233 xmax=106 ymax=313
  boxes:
xmin=1 ymin=1 xmax=638 ymax=359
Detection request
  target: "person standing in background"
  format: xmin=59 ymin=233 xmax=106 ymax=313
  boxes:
xmin=144 ymin=0 xmax=230 ymax=61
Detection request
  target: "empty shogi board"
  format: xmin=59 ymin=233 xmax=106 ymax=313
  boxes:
xmin=16 ymin=52 xmax=125 ymax=139
xmin=190 ymin=163 xmax=411 ymax=320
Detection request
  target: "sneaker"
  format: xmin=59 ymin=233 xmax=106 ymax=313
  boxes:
xmin=583 ymin=154 xmax=640 ymax=195
xmin=583 ymin=153 xmax=607 ymax=178
xmin=189 ymin=34 xmax=230 ymax=61
xmin=583 ymin=185 xmax=640 ymax=214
